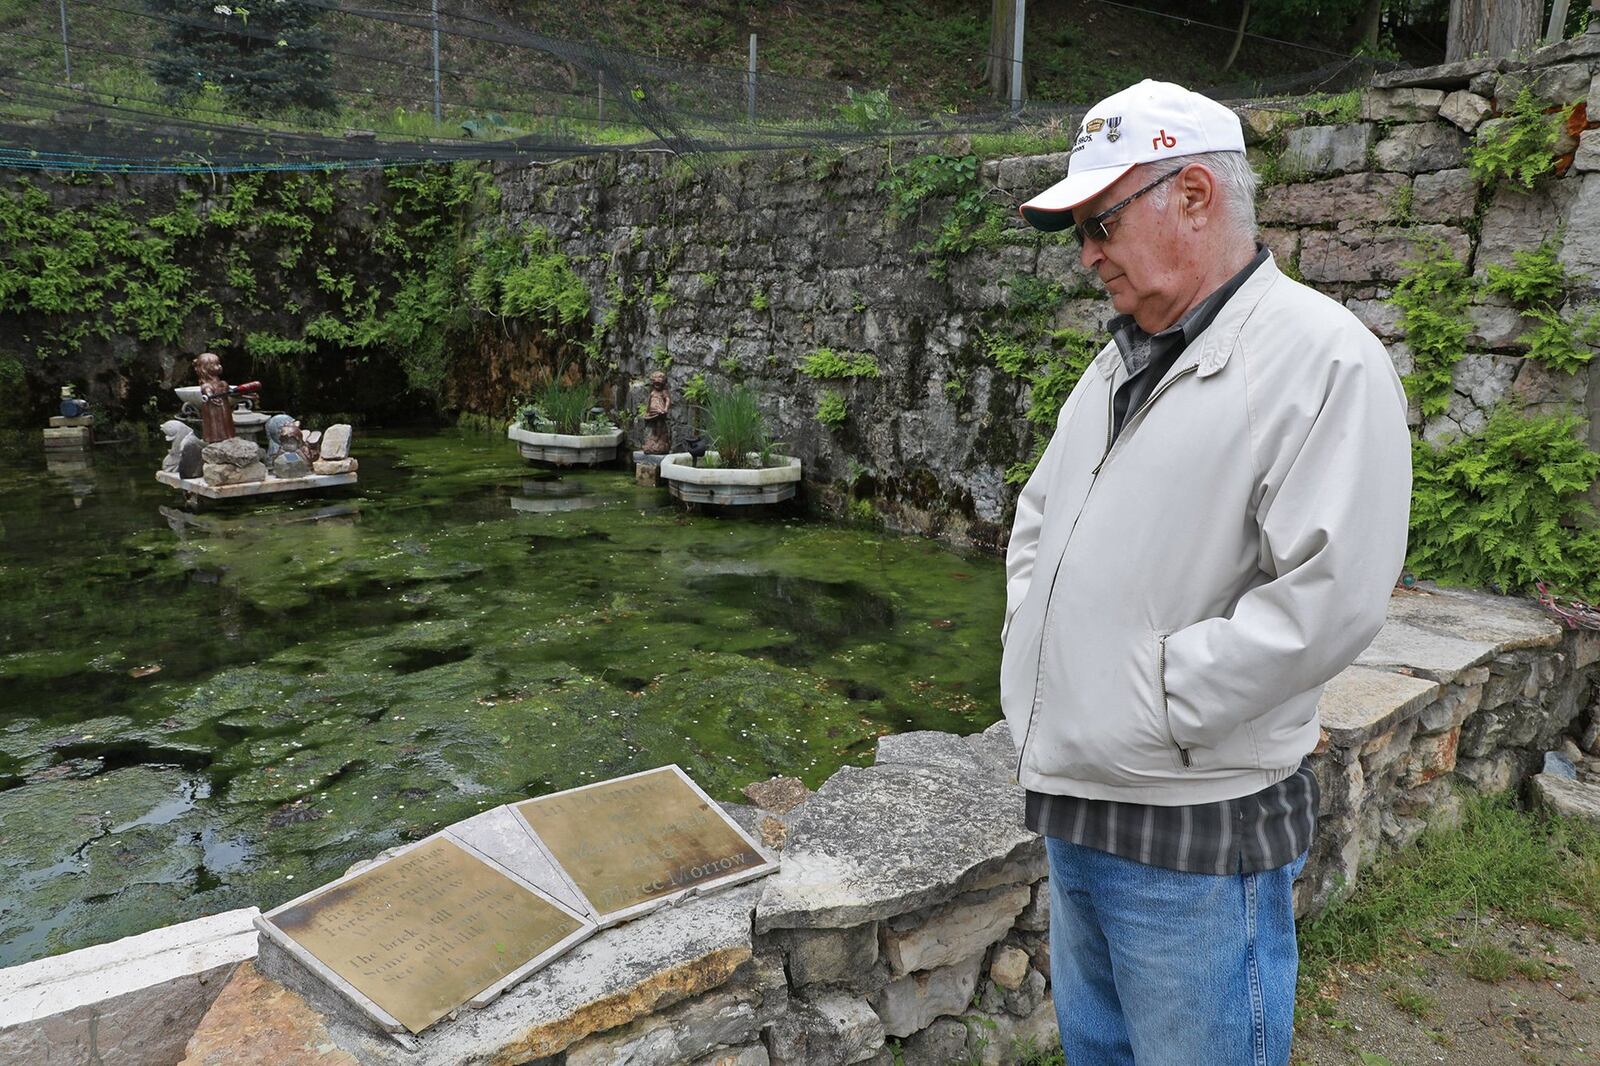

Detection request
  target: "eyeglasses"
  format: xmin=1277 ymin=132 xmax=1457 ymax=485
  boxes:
xmin=1072 ymin=168 xmax=1181 ymax=244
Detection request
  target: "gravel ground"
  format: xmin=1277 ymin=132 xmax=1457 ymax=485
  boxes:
xmin=1294 ymin=921 xmax=1600 ymax=1066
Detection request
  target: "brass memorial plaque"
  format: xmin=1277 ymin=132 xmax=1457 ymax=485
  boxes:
xmin=515 ymin=766 xmax=772 ymax=922
xmin=268 ymin=836 xmax=587 ymax=1034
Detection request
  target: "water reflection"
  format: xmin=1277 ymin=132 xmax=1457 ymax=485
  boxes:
xmin=45 ymin=450 xmax=96 ymax=507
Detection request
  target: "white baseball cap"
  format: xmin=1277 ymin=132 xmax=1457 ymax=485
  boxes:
xmin=1019 ymin=80 xmax=1246 ymax=232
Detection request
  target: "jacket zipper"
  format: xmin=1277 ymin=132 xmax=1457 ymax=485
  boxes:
xmin=1157 ymin=634 xmax=1192 ymax=767
xmin=1016 ymin=362 xmax=1201 ymax=779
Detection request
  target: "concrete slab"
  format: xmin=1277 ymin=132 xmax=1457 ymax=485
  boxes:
xmin=0 ymin=907 xmax=258 ymax=1066
xmin=755 ymin=764 xmax=1040 ymax=934
xmin=156 ymin=469 xmax=358 ymax=499
xmin=443 ymin=804 xmax=591 ymax=917
xmin=1385 ymin=585 xmax=1563 ymax=651
xmin=1317 ymin=666 xmax=1441 ymax=748
xmin=1355 ymin=618 xmax=1500 ymax=682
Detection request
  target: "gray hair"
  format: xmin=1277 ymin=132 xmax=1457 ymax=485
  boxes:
xmin=1145 ymin=151 xmax=1259 ymax=243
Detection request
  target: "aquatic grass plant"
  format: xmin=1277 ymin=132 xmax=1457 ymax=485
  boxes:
xmin=520 ymin=380 xmax=598 ymax=435
xmin=703 ymin=385 xmax=773 ymax=468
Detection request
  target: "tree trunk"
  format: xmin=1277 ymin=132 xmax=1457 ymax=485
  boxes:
xmin=1357 ymin=0 xmax=1383 ymax=50
xmin=1446 ymin=0 xmax=1542 ymax=60
xmin=985 ymin=0 xmax=1026 ymax=101
xmin=1223 ymin=0 xmax=1251 ymax=72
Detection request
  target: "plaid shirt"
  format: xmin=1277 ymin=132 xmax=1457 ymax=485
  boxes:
xmin=1025 ymin=246 xmax=1316 ymax=874
xmin=1025 ymin=764 xmax=1318 ymax=874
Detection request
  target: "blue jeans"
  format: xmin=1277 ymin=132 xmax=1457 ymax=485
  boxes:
xmin=1046 ymin=837 xmax=1307 ymax=1066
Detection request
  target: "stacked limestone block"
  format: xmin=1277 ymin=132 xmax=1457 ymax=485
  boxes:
xmin=1258 ymin=39 xmax=1600 ymax=450
xmin=1300 ymin=586 xmax=1599 ymax=914
xmin=745 ymin=730 xmax=1057 ymax=1066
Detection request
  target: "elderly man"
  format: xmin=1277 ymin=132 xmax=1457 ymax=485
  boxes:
xmin=1002 ymin=80 xmax=1411 ymax=1064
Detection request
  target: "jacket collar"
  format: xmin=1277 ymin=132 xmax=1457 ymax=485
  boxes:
xmin=1093 ymin=253 xmax=1282 ymax=381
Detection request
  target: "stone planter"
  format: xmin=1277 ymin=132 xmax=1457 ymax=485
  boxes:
xmin=659 ymin=452 xmax=802 ymax=506
xmin=506 ymin=424 xmax=624 ymax=466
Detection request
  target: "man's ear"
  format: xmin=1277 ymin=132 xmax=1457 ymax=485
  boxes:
xmin=1177 ymin=164 xmax=1218 ymax=227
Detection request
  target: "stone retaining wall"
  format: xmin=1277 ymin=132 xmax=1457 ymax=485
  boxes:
xmin=7 ymin=584 xmax=1595 ymax=1066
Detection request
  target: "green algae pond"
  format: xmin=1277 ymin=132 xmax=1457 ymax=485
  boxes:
xmin=0 ymin=429 xmax=1003 ymax=966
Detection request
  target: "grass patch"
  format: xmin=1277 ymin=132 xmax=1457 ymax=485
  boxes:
xmin=1512 ymin=955 xmax=1564 ymax=981
xmin=1299 ymin=794 xmax=1600 ymax=995
xmin=1382 ymin=981 xmax=1435 ymax=1019
xmin=1461 ymin=942 xmax=1514 ymax=983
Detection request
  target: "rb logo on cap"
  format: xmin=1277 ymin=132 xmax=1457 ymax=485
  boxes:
xmin=1152 ymin=129 xmax=1177 ymax=150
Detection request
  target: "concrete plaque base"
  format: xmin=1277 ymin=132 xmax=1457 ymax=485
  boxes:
xmin=43 ymin=426 xmax=93 ymax=449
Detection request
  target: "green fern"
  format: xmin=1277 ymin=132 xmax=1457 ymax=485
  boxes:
xmin=799 ymin=348 xmax=880 ymax=380
xmin=816 ymin=390 xmax=848 ymax=427
xmin=1482 ymin=241 xmax=1568 ymax=307
xmin=1388 ymin=241 xmax=1473 ymax=418
xmin=1466 ymin=89 xmax=1565 ymax=191
xmin=1518 ymin=305 xmax=1599 ymax=373
xmin=1407 ymin=408 xmax=1600 ymax=599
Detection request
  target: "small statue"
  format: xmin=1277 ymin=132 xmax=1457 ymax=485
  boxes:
xmin=193 ymin=352 xmax=262 ymax=444
xmin=161 ymin=420 xmax=195 ymax=474
xmin=641 ymin=371 xmax=672 ymax=455
xmin=264 ymin=413 xmax=295 ymax=460
xmin=271 ymin=420 xmax=312 ymax=477
xmin=59 ymin=385 xmax=89 ymax=419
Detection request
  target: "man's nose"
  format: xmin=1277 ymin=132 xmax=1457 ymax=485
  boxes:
xmin=1079 ymin=235 xmax=1104 ymax=271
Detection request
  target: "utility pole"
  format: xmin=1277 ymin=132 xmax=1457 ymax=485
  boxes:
xmin=1010 ymin=0 xmax=1026 ymax=115
xmin=58 ymin=0 xmax=72 ymax=84
xmin=431 ymin=0 xmax=441 ymax=123
xmin=747 ymin=34 xmax=757 ymax=124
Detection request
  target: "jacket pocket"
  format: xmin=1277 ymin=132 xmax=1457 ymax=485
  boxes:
xmin=1156 ymin=633 xmax=1193 ymax=769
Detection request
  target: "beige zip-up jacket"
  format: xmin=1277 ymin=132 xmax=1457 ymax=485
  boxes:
xmin=1001 ymin=255 xmax=1411 ymax=805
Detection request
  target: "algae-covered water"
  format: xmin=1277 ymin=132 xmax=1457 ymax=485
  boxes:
xmin=0 ymin=430 xmax=1003 ymax=966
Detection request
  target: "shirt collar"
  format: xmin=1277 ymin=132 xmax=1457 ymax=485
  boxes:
xmin=1107 ymin=243 xmax=1270 ymax=375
